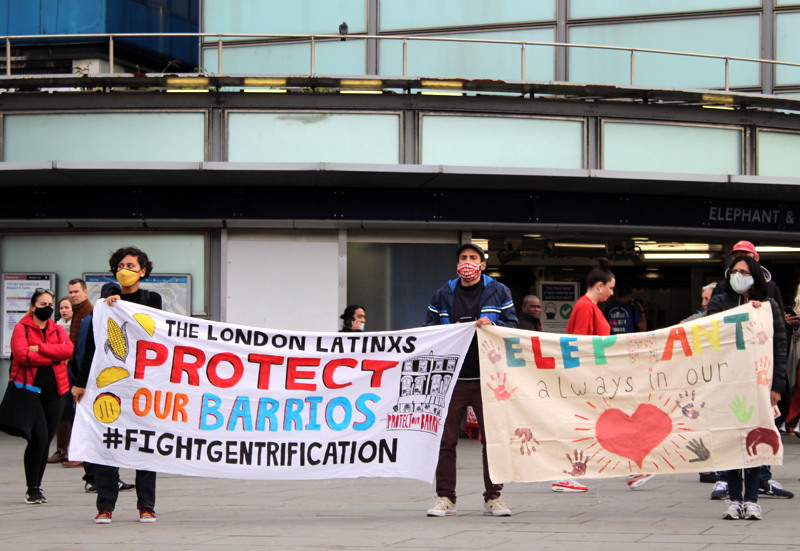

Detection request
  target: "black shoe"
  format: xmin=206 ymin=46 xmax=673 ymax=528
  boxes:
xmin=118 ymin=480 xmax=135 ymax=491
xmin=25 ymin=488 xmax=44 ymax=504
xmin=699 ymin=472 xmax=718 ymax=483
xmin=85 ymin=481 xmax=97 ymax=493
xmin=759 ymin=480 xmax=794 ymax=498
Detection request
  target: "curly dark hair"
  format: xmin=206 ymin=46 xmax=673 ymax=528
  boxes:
xmin=109 ymin=246 xmax=154 ymax=278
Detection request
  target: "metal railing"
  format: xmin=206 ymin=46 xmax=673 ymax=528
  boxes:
xmin=3 ymin=32 xmax=800 ymax=91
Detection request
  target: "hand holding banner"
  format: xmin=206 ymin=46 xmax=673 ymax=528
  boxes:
xmin=478 ymin=303 xmax=781 ymax=483
xmin=71 ymin=301 xmax=476 ymax=482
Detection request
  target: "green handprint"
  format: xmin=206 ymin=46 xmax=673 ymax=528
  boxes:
xmin=729 ymin=395 xmax=754 ymax=423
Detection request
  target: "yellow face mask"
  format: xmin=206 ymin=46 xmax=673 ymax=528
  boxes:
xmin=115 ymin=269 xmax=140 ymax=288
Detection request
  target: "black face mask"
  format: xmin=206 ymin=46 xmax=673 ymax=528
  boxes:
xmin=34 ymin=306 xmax=54 ymax=321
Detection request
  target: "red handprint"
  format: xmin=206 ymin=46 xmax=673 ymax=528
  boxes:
xmin=486 ymin=372 xmax=518 ymax=401
xmin=563 ymin=449 xmax=587 ymax=477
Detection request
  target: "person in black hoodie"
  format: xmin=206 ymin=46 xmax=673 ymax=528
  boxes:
xmin=72 ymin=247 xmax=162 ymax=524
xmin=707 ymin=254 xmax=787 ymax=521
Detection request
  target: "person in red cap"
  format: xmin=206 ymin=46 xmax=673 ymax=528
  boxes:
xmin=708 ymin=239 xmax=794 ymax=501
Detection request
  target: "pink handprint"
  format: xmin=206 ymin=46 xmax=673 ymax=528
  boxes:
xmin=480 ymin=340 xmax=502 ymax=364
xmin=486 ymin=372 xmax=518 ymax=401
xmin=746 ymin=322 xmax=769 ymax=345
xmin=563 ymin=449 xmax=587 ymax=477
xmin=514 ymin=427 xmax=540 ymax=455
xmin=755 ymin=356 xmax=772 ymax=386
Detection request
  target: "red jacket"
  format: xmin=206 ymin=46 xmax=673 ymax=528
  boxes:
xmin=566 ymin=295 xmax=611 ymax=336
xmin=10 ymin=314 xmax=74 ymax=396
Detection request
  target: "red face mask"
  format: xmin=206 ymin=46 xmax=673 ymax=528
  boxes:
xmin=457 ymin=262 xmax=482 ymax=281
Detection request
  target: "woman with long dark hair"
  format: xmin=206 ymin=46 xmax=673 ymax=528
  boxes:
xmin=708 ymin=254 xmax=787 ymax=520
xmin=9 ymin=288 xmax=74 ymax=504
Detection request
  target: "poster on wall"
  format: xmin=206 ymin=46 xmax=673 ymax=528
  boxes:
xmin=84 ymin=273 xmax=192 ymax=317
xmin=2 ymin=272 xmax=57 ymax=358
xmin=537 ymin=281 xmax=580 ymax=333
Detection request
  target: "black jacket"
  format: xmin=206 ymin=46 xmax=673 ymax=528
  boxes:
xmin=707 ymin=292 xmax=787 ymax=394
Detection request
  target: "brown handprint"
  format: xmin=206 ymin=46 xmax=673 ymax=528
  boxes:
xmin=480 ymin=340 xmax=502 ymax=365
xmin=486 ymin=372 xmax=518 ymax=401
xmin=754 ymin=356 xmax=772 ymax=386
xmin=514 ymin=427 xmax=540 ymax=455
xmin=563 ymin=449 xmax=587 ymax=477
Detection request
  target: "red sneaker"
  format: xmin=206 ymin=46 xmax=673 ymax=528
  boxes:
xmin=94 ymin=510 xmax=113 ymax=524
xmin=551 ymin=480 xmax=588 ymax=492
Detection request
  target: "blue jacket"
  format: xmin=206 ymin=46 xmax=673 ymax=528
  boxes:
xmin=425 ymin=274 xmax=518 ymax=327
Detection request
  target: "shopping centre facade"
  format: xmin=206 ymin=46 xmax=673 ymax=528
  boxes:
xmin=1 ymin=0 xmax=799 ymax=340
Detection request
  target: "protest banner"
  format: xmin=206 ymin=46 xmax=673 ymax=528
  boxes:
xmin=71 ymin=301 xmax=475 ymax=482
xmin=478 ymin=303 xmax=782 ymax=483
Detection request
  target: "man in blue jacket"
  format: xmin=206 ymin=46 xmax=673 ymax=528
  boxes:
xmin=425 ymin=243 xmax=518 ymax=517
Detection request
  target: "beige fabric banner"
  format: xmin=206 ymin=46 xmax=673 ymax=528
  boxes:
xmin=478 ymin=303 xmax=781 ymax=483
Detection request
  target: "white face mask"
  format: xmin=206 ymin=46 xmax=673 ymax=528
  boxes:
xmin=730 ymin=272 xmax=754 ymax=294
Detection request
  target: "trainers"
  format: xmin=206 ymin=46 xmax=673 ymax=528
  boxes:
xmin=84 ymin=481 xmax=97 ymax=493
xmin=759 ymin=479 xmax=794 ymax=498
xmin=483 ymin=498 xmax=511 ymax=516
xmin=723 ymin=501 xmax=743 ymax=520
xmin=551 ymin=480 xmax=588 ymax=492
xmin=710 ymin=480 xmax=728 ymax=500
xmin=94 ymin=510 xmax=113 ymax=524
xmin=139 ymin=509 xmax=157 ymax=523
xmin=24 ymin=488 xmax=44 ymax=505
xmin=118 ymin=480 xmax=135 ymax=491
xmin=426 ymin=496 xmax=457 ymax=517
xmin=627 ymin=474 xmax=655 ymax=489
xmin=699 ymin=472 xmax=718 ymax=483
xmin=742 ymin=501 xmax=762 ymax=520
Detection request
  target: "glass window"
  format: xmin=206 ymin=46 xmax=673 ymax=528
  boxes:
xmin=378 ymin=28 xmax=555 ymax=81
xmin=757 ymin=130 xmax=800 ymax=178
xmin=776 ymin=13 xmax=800 ymax=86
xmin=421 ymin=115 xmax=584 ymax=169
xmin=348 ymin=242 xmax=456 ymax=331
xmin=3 ymin=113 xmax=205 ymax=162
xmin=568 ymin=15 xmax=760 ymax=89
xmin=203 ymin=0 xmax=365 ymax=37
xmin=379 ymin=0 xmax=554 ymax=31
xmin=227 ymin=112 xmax=401 ymax=163
xmin=570 ymin=0 xmax=759 ymax=19
xmin=0 ymin=234 xmax=207 ymax=315
xmin=603 ymin=121 xmax=742 ymax=175
xmin=203 ymin=39 xmax=366 ymax=75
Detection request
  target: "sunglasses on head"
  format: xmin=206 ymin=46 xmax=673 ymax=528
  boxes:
xmin=35 ymin=288 xmax=55 ymax=297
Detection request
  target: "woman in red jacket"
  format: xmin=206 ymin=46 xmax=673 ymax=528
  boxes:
xmin=9 ymin=288 xmax=74 ymax=505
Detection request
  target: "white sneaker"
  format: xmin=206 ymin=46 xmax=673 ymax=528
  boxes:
xmin=723 ymin=501 xmax=742 ymax=520
xmin=551 ymin=479 xmax=588 ymax=492
xmin=483 ymin=498 xmax=511 ymax=516
xmin=427 ymin=496 xmax=456 ymax=517
xmin=626 ymin=474 xmax=655 ymax=489
xmin=742 ymin=501 xmax=762 ymax=520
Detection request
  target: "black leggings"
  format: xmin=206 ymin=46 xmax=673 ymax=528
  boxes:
xmin=24 ymin=397 xmax=63 ymax=488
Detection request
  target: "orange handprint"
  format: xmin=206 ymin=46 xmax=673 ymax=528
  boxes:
xmin=754 ymin=356 xmax=772 ymax=386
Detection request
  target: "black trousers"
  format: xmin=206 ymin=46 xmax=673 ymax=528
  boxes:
xmin=24 ymin=397 xmax=63 ymax=488
xmin=95 ymin=464 xmax=156 ymax=511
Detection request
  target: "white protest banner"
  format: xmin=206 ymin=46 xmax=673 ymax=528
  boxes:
xmin=477 ymin=303 xmax=781 ymax=483
xmin=71 ymin=301 xmax=475 ymax=481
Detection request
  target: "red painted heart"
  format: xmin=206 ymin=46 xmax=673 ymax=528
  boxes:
xmin=595 ymin=404 xmax=672 ymax=468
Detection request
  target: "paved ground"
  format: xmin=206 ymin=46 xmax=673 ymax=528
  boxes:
xmin=1 ymin=432 xmax=799 ymax=551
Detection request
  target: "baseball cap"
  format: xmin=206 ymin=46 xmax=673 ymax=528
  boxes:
xmin=457 ymin=243 xmax=487 ymax=260
xmin=728 ymin=240 xmax=757 ymax=256
xmin=100 ymin=282 xmax=122 ymax=298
